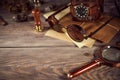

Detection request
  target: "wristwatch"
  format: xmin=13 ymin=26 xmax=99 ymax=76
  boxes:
xmin=70 ymin=0 xmax=104 ymax=21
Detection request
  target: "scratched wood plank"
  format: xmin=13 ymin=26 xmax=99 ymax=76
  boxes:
xmin=0 ymin=7 xmax=120 ymax=80
xmin=0 ymin=47 xmax=94 ymax=80
xmin=0 ymin=21 xmax=120 ymax=80
xmin=59 ymin=14 xmax=83 ymax=28
xmin=108 ymin=18 xmax=120 ymax=31
xmin=92 ymin=24 xmax=118 ymax=43
xmin=79 ymin=15 xmax=112 ymax=36
xmin=0 ymin=48 xmax=120 ymax=80
xmin=92 ymin=17 xmax=120 ymax=43
xmin=0 ymin=22 xmax=74 ymax=47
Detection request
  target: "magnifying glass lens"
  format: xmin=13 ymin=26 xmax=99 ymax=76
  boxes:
xmin=102 ymin=47 xmax=120 ymax=62
xmin=67 ymin=24 xmax=84 ymax=42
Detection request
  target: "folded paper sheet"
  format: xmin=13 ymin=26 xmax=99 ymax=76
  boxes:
xmin=45 ymin=29 xmax=95 ymax=48
xmin=43 ymin=6 xmax=70 ymax=20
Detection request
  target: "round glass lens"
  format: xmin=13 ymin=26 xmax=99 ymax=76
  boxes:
xmin=102 ymin=47 xmax=120 ymax=62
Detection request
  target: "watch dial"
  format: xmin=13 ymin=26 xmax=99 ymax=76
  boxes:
xmin=75 ymin=4 xmax=88 ymax=19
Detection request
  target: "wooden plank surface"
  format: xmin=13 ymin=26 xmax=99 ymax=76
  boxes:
xmin=0 ymin=7 xmax=120 ymax=80
xmin=80 ymin=15 xmax=112 ymax=36
xmin=92 ymin=23 xmax=118 ymax=43
xmin=0 ymin=21 xmax=120 ymax=80
xmin=0 ymin=22 xmax=74 ymax=47
xmin=91 ymin=17 xmax=120 ymax=43
xmin=59 ymin=14 xmax=119 ymax=43
xmin=0 ymin=48 xmax=120 ymax=80
xmin=109 ymin=18 xmax=120 ymax=31
xmin=59 ymin=14 xmax=83 ymax=27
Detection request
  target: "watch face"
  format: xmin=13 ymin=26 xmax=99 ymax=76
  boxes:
xmin=75 ymin=4 xmax=88 ymax=19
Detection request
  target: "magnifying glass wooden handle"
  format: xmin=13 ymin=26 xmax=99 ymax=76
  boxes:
xmin=67 ymin=59 xmax=103 ymax=79
xmin=46 ymin=4 xmax=70 ymax=32
xmin=47 ymin=4 xmax=70 ymax=25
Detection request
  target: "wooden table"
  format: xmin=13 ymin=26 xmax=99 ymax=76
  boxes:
xmin=0 ymin=20 xmax=120 ymax=80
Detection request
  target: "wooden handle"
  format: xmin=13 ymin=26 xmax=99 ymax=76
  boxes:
xmin=67 ymin=59 xmax=103 ymax=79
xmin=47 ymin=4 xmax=70 ymax=25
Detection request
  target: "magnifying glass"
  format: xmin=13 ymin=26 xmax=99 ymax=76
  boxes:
xmin=47 ymin=14 xmax=86 ymax=42
xmin=67 ymin=46 xmax=120 ymax=79
xmin=66 ymin=24 xmax=86 ymax=42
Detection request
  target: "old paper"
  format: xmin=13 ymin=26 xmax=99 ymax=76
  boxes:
xmin=45 ymin=29 xmax=95 ymax=48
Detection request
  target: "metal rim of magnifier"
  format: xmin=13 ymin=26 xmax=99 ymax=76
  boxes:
xmin=66 ymin=24 xmax=85 ymax=42
xmin=95 ymin=46 xmax=120 ymax=65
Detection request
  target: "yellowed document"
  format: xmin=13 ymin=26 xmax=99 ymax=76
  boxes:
xmin=45 ymin=29 xmax=95 ymax=48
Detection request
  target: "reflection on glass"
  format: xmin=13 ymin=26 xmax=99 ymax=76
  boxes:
xmin=102 ymin=47 xmax=120 ymax=62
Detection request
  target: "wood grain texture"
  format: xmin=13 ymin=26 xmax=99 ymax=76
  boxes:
xmin=109 ymin=18 xmax=120 ymax=31
xmin=0 ymin=48 xmax=95 ymax=80
xmin=0 ymin=22 xmax=120 ymax=80
xmin=0 ymin=7 xmax=120 ymax=80
xmin=0 ymin=48 xmax=120 ymax=80
xmin=59 ymin=14 xmax=83 ymax=28
xmin=92 ymin=24 xmax=118 ymax=43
